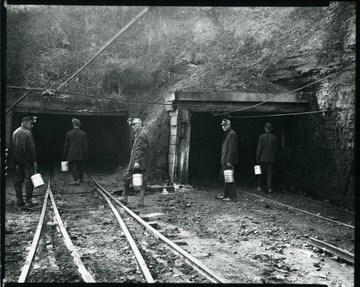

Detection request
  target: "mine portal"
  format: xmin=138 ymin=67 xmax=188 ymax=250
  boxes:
xmin=165 ymin=91 xmax=310 ymax=184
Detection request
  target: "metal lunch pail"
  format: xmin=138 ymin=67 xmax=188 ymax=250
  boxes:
xmin=31 ymin=173 xmax=45 ymax=188
xmin=133 ymin=173 xmax=143 ymax=188
xmin=254 ymin=165 xmax=262 ymax=175
xmin=224 ymin=169 xmax=234 ymax=183
xmin=61 ymin=161 xmax=69 ymax=172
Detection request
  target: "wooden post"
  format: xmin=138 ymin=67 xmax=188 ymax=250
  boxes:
xmin=178 ymin=109 xmax=191 ymax=183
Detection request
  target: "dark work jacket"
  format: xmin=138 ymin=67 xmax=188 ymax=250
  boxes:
xmin=63 ymin=128 xmax=88 ymax=161
xmin=128 ymin=127 xmax=150 ymax=171
xmin=221 ymin=128 xmax=238 ymax=166
xmin=256 ymin=132 xmax=277 ymax=163
xmin=12 ymin=126 xmax=37 ymax=166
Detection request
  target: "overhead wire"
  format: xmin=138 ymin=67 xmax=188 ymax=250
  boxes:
xmin=228 ymin=108 xmax=354 ymax=119
xmin=5 ymin=7 xmax=151 ymax=113
xmin=55 ymin=7 xmax=150 ymax=92
xmin=215 ymin=64 xmax=356 ymax=117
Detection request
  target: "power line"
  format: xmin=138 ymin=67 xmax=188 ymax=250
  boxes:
xmin=55 ymin=7 xmax=150 ymax=92
xmin=228 ymin=108 xmax=354 ymax=119
xmin=215 ymin=64 xmax=356 ymax=116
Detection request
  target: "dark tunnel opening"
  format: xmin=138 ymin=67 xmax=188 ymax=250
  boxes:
xmin=189 ymin=112 xmax=296 ymax=187
xmin=12 ymin=113 xmax=130 ymax=170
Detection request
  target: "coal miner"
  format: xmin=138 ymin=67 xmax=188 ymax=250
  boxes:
xmin=256 ymin=122 xmax=277 ymax=194
xmin=120 ymin=118 xmax=150 ymax=207
xmin=12 ymin=116 xmax=38 ymax=207
xmin=63 ymin=118 xmax=88 ymax=185
xmin=217 ymin=118 xmax=239 ymax=202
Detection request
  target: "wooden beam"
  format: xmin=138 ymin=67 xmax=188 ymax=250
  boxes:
xmin=174 ymin=101 xmax=308 ymax=113
xmin=175 ymin=91 xmax=309 ymax=103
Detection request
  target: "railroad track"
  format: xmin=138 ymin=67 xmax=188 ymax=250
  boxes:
xmin=7 ymin=169 xmax=228 ymax=283
xmin=243 ymin=190 xmax=355 ymax=230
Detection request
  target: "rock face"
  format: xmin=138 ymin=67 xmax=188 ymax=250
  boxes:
xmin=261 ymin=3 xmax=355 ymax=208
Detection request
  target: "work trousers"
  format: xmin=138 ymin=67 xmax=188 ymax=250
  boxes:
xmin=14 ymin=163 xmax=34 ymax=204
xmin=69 ymin=160 xmax=84 ymax=181
xmin=220 ymin=165 xmax=238 ymax=200
xmin=257 ymin=162 xmax=274 ymax=191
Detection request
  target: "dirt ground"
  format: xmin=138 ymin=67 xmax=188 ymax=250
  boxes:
xmin=4 ymin=168 xmax=355 ymax=285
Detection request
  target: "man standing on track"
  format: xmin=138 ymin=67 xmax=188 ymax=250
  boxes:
xmin=217 ymin=118 xmax=239 ymax=202
xmin=63 ymin=118 xmax=88 ymax=185
xmin=119 ymin=118 xmax=150 ymax=207
xmin=256 ymin=122 xmax=277 ymax=193
xmin=12 ymin=116 xmax=38 ymax=208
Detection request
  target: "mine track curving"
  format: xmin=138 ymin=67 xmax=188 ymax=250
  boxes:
xmin=16 ymin=170 xmax=228 ymax=283
xmin=243 ymin=190 xmax=354 ymax=230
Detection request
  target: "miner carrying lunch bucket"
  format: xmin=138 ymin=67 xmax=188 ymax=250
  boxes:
xmin=12 ymin=116 xmax=41 ymax=208
xmin=216 ymin=118 xmax=239 ymax=202
xmin=119 ymin=118 xmax=150 ymax=207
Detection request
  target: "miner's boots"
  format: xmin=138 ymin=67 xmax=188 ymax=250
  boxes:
xmin=138 ymin=188 xmax=145 ymax=207
xmin=119 ymin=186 xmax=129 ymax=204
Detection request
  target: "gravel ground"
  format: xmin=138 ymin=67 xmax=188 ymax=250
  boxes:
xmin=4 ymin=167 xmax=355 ymax=285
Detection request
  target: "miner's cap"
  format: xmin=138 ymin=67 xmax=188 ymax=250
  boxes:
xmin=221 ymin=119 xmax=231 ymax=126
xmin=265 ymin=122 xmax=272 ymax=130
xmin=131 ymin=118 xmax=142 ymax=125
xmin=21 ymin=116 xmax=34 ymax=123
xmin=72 ymin=118 xmax=81 ymax=126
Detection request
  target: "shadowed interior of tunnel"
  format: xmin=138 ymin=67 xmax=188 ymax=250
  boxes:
xmin=18 ymin=113 xmax=130 ymax=170
xmin=188 ymin=112 xmax=297 ymax=188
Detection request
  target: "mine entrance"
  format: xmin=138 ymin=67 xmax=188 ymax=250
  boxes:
xmin=11 ymin=113 xmax=130 ymax=170
xmin=188 ymin=112 xmax=296 ymax=187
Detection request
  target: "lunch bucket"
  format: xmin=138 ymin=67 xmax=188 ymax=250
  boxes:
xmin=31 ymin=173 xmax=45 ymax=188
xmin=133 ymin=173 xmax=143 ymax=188
xmin=224 ymin=169 xmax=234 ymax=183
xmin=254 ymin=165 xmax=262 ymax=175
xmin=61 ymin=161 xmax=69 ymax=172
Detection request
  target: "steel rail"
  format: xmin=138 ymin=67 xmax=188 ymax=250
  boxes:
xmin=95 ymin=187 xmax=155 ymax=283
xmin=244 ymin=191 xmax=354 ymax=229
xmin=310 ymin=237 xmax=354 ymax=264
xmin=88 ymin=174 xmax=229 ymax=283
xmin=49 ymin=183 xmax=95 ymax=282
xmin=18 ymin=179 xmax=50 ymax=283
xmin=279 ymin=190 xmax=354 ymax=215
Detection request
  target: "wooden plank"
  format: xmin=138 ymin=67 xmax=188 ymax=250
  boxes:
xmin=18 ymin=181 xmax=50 ymax=283
xmin=49 ymin=189 xmax=95 ymax=282
xmin=169 ymin=135 xmax=178 ymax=145
xmin=170 ymin=125 xmax=178 ymax=136
xmin=167 ymin=109 xmax=178 ymax=117
xmin=310 ymin=237 xmax=354 ymax=264
xmin=178 ymin=109 xmax=191 ymax=184
xmin=169 ymin=144 xmax=177 ymax=155
xmin=175 ymin=91 xmax=309 ymax=103
xmin=170 ymin=115 xmax=178 ymax=126
xmin=96 ymin=188 xmax=155 ymax=283
xmin=175 ymin=101 xmax=308 ymax=113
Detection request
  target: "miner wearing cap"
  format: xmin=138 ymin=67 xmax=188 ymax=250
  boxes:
xmin=12 ymin=116 xmax=38 ymax=207
xmin=256 ymin=122 xmax=277 ymax=193
xmin=63 ymin=118 xmax=88 ymax=185
xmin=119 ymin=118 xmax=150 ymax=207
xmin=217 ymin=118 xmax=239 ymax=202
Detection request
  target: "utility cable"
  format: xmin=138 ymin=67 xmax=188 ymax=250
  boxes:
xmin=6 ymin=92 xmax=30 ymax=114
xmin=215 ymin=64 xmax=356 ymax=116
xmin=228 ymin=108 xmax=354 ymax=119
xmin=55 ymin=7 xmax=150 ymax=92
